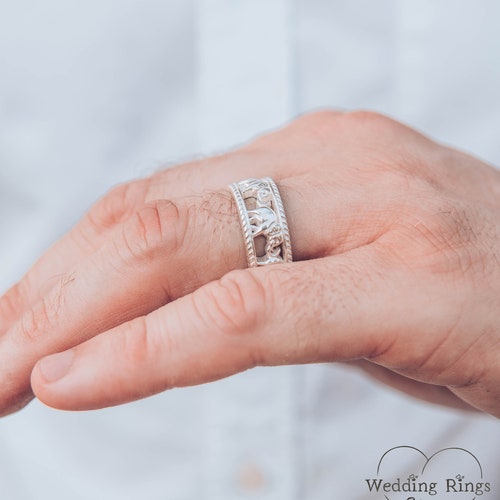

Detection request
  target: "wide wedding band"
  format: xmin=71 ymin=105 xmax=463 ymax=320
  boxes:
xmin=229 ymin=177 xmax=293 ymax=267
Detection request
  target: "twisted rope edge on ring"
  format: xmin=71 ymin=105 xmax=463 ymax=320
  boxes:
xmin=229 ymin=177 xmax=292 ymax=268
xmin=229 ymin=182 xmax=258 ymax=267
xmin=264 ymin=177 xmax=293 ymax=263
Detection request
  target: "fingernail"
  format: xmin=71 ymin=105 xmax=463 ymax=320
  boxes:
xmin=38 ymin=350 xmax=75 ymax=383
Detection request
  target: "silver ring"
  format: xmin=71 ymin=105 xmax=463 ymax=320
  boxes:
xmin=229 ymin=177 xmax=293 ymax=267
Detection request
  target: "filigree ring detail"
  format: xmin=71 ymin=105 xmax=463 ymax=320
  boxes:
xmin=229 ymin=177 xmax=293 ymax=267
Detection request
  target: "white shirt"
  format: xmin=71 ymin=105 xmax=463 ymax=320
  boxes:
xmin=1 ymin=1 xmax=499 ymax=498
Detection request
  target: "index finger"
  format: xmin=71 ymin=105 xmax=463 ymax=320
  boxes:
xmin=0 ymin=110 xmax=346 ymax=334
xmin=0 ymin=178 xmax=151 ymax=333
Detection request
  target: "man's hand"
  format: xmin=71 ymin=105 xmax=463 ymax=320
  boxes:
xmin=1 ymin=111 xmax=499 ymax=416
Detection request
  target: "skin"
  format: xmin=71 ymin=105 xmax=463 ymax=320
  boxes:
xmin=0 ymin=110 xmax=499 ymax=416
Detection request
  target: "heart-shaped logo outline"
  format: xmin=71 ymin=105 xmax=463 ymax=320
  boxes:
xmin=373 ymin=445 xmax=486 ymax=500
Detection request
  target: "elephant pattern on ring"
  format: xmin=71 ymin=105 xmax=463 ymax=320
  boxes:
xmin=240 ymin=178 xmax=285 ymax=265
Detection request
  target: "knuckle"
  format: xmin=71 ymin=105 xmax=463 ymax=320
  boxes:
xmin=342 ymin=111 xmax=427 ymax=168
xmin=121 ymin=317 xmax=154 ymax=366
xmin=342 ymin=111 xmax=406 ymax=145
xmin=17 ymin=274 xmax=73 ymax=342
xmin=119 ymin=199 xmax=184 ymax=261
xmin=114 ymin=189 xmax=235 ymax=266
xmin=83 ymin=180 xmax=149 ymax=236
xmin=19 ymin=298 xmax=52 ymax=342
xmin=121 ymin=316 xmax=176 ymax=389
xmin=293 ymin=109 xmax=343 ymax=142
xmin=196 ymin=270 xmax=268 ymax=337
xmin=291 ymin=110 xmax=403 ymax=158
xmin=343 ymin=110 xmax=404 ymax=135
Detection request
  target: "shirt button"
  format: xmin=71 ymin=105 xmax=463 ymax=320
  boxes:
xmin=235 ymin=461 xmax=267 ymax=493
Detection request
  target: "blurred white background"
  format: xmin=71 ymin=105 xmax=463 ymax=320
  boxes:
xmin=1 ymin=1 xmax=499 ymax=499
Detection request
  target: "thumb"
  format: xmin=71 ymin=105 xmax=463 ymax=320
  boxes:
xmin=32 ymin=245 xmax=421 ymax=411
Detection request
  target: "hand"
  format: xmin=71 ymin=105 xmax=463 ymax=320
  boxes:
xmin=1 ymin=111 xmax=499 ymax=416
